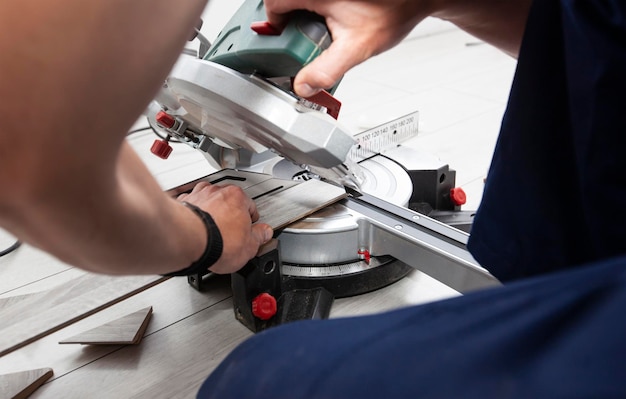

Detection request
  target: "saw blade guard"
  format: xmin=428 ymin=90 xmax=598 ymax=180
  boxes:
xmin=148 ymin=0 xmax=356 ymax=170
xmin=155 ymin=56 xmax=355 ymax=169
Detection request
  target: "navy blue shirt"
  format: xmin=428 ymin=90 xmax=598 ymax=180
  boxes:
xmin=469 ymin=0 xmax=626 ymax=281
xmin=198 ymin=1 xmax=626 ymax=397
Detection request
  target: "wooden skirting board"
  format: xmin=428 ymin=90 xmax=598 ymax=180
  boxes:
xmin=0 ymin=275 xmax=166 ymax=357
xmin=59 ymin=306 xmax=153 ymax=345
xmin=0 ymin=367 xmax=53 ymax=399
xmin=167 ymin=169 xmax=348 ymax=230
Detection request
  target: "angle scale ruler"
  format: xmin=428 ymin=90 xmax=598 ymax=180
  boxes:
xmin=349 ymin=111 xmax=419 ymax=162
xmin=282 ymin=257 xmax=391 ymax=278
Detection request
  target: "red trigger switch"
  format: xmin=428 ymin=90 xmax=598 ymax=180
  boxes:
xmin=250 ymin=21 xmax=282 ymax=36
xmin=252 ymin=293 xmax=277 ymax=320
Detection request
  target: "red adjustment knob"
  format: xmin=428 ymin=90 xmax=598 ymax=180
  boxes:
xmin=450 ymin=187 xmax=467 ymax=206
xmin=155 ymin=111 xmax=176 ymax=129
xmin=150 ymin=139 xmax=173 ymax=159
xmin=358 ymin=249 xmax=371 ymax=264
xmin=252 ymin=293 xmax=277 ymax=320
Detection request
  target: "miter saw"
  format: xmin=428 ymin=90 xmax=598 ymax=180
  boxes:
xmin=147 ymin=0 xmax=500 ymax=332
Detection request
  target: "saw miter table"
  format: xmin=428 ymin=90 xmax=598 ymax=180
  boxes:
xmin=146 ymin=0 xmax=500 ymax=333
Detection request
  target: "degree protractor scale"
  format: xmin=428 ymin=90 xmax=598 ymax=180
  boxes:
xmin=349 ymin=111 xmax=420 ymax=161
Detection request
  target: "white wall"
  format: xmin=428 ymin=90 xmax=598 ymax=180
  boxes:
xmin=199 ymin=0 xmax=245 ymax=43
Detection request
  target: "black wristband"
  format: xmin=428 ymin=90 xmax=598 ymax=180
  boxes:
xmin=162 ymin=202 xmax=224 ymax=277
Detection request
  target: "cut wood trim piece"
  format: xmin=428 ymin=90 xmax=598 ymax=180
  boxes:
xmin=59 ymin=306 xmax=153 ymax=345
xmin=0 ymin=276 xmax=167 ymax=357
xmin=166 ymin=170 xmax=347 ymax=229
xmin=255 ymin=178 xmax=347 ymax=230
xmin=0 ymin=367 xmax=53 ymax=399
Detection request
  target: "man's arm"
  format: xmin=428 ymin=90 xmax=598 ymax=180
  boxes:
xmin=264 ymin=0 xmax=532 ymax=97
xmin=0 ymin=0 xmax=272 ymax=275
xmin=431 ymin=0 xmax=532 ymax=57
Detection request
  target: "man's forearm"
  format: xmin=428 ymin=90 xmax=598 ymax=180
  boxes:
xmin=0 ymin=0 xmax=210 ymax=274
xmin=431 ymin=0 xmax=533 ymax=57
xmin=2 ymin=143 xmax=206 ymax=275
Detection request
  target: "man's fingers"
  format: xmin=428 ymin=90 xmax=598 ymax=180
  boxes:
xmin=264 ymin=0 xmax=310 ymax=29
xmin=264 ymin=8 xmax=289 ymax=31
xmin=252 ymin=223 xmax=274 ymax=245
xmin=248 ymin=199 xmax=260 ymax=223
xmin=179 ymin=182 xmax=219 ymax=204
xmin=190 ymin=181 xmax=213 ymax=194
xmin=293 ymin=39 xmax=368 ymax=97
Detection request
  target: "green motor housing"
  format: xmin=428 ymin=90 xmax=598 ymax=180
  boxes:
xmin=205 ymin=0 xmax=331 ymax=79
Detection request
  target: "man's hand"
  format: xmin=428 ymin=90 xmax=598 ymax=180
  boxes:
xmin=177 ymin=182 xmax=273 ymax=274
xmin=264 ymin=0 xmax=531 ymax=98
xmin=264 ymin=0 xmax=428 ymax=97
